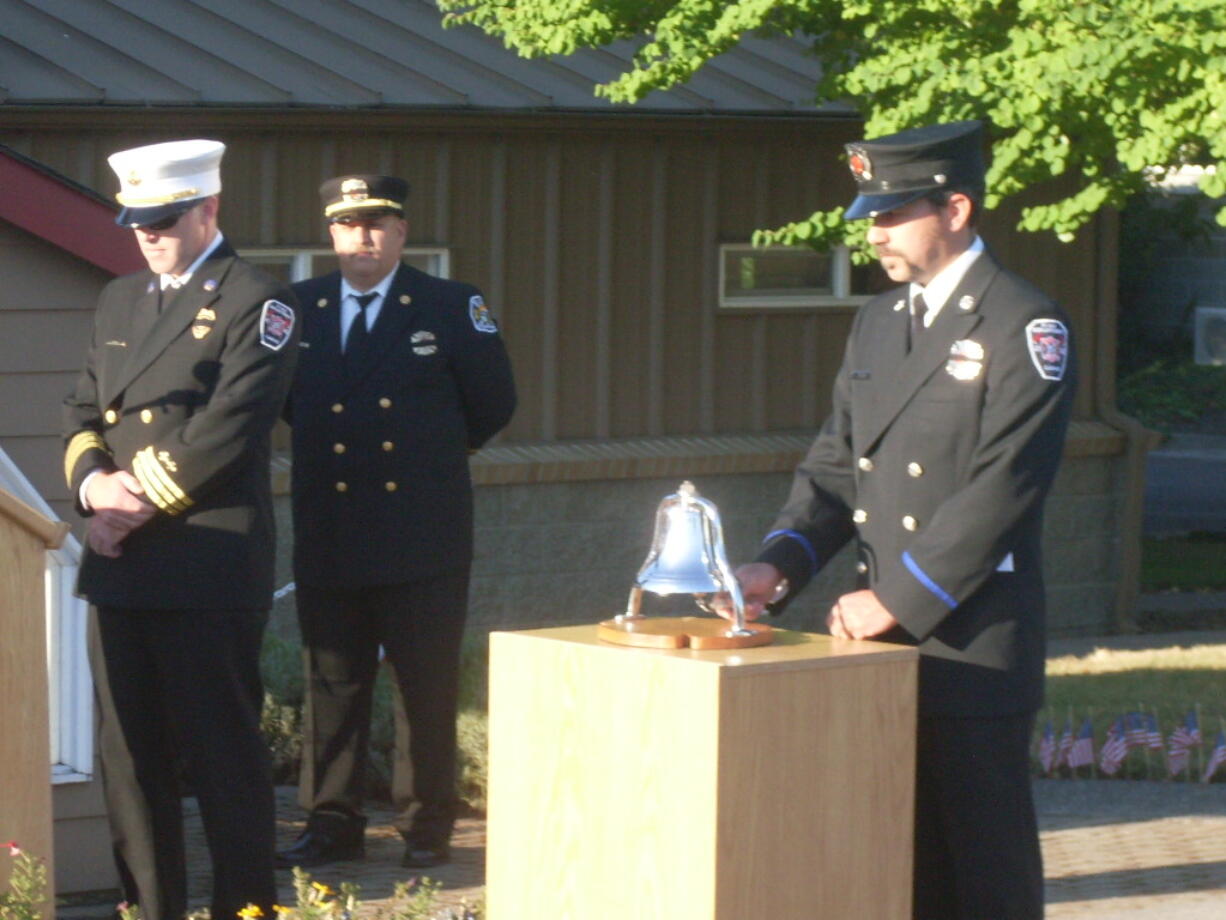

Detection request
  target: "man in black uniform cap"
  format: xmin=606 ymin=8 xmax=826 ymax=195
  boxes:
xmin=63 ymin=138 xmax=297 ymax=920
xmin=277 ymin=175 xmax=516 ymax=870
xmin=724 ymin=121 xmax=1074 ymax=919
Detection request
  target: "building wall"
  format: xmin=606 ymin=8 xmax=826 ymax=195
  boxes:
xmin=0 ymin=219 xmax=106 ymax=530
xmin=0 ymin=218 xmax=115 ymax=894
xmin=0 ymin=109 xmax=1102 ymax=443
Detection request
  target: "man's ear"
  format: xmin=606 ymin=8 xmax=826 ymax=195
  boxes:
xmin=946 ymin=192 xmax=974 ymax=233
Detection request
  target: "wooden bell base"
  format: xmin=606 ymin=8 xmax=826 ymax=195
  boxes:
xmin=597 ymin=615 xmax=774 ymax=650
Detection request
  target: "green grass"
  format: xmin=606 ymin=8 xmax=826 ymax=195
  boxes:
xmin=1040 ymin=643 xmax=1226 ymax=780
xmin=1141 ymin=533 xmax=1226 ymax=592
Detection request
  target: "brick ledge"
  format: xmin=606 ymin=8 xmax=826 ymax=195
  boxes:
xmin=271 ymin=419 xmax=1126 ymax=493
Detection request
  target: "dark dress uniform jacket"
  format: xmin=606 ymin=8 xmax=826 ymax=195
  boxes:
xmin=63 ymin=242 xmax=299 ymax=610
xmin=288 ymin=263 xmax=516 ymax=587
xmin=759 ymin=252 xmax=1076 ymax=717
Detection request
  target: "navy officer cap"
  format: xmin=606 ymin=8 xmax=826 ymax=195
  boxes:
xmin=320 ymin=174 xmax=408 ymax=222
xmin=844 ymin=121 xmax=985 ymax=220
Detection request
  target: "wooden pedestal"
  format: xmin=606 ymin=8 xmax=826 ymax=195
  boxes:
xmin=487 ymin=624 xmax=918 ymax=919
xmin=0 ymin=488 xmax=67 ymax=901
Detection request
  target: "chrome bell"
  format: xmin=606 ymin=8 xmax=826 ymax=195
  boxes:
xmin=621 ymin=481 xmax=753 ymax=637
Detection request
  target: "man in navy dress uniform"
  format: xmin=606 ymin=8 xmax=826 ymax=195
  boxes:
xmin=63 ymin=139 xmax=298 ymax=920
xmin=277 ymin=175 xmax=516 ymax=870
xmin=726 ymin=121 xmax=1075 ymax=919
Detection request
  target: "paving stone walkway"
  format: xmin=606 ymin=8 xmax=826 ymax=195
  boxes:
xmin=254 ymin=781 xmax=1226 ymax=919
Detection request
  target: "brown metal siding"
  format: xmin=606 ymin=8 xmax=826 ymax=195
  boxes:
xmin=0 ymin=219 xmax=109 ymax=513
xmin=0 ymin=111 xmax=1106 ymax=444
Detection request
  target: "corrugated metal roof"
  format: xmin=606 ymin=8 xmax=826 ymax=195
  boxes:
xmin=0 ymin=0 xmax=848 ymax=115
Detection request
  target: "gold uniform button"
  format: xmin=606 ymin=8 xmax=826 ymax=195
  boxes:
xmin=333 ymin=443 xmax=346 ymax=454
xmin=332 ymin=403 xmax=344 ymax=414
xmin=317 ymin=298 xmax=328 ymax=308
xmin=335 ymin=481 xmax=348 ymax=493
xmin=378 ymin=397 xmax=392 ymax=409
xmin=385 ymin=481 xmax=398 ymax=492
xmin=104 ymin=409 xmax=118 ymax=424
xmin=399 ymin=294 xmax=412 ymax=305
xmin=907 ymin=462 xmax=924 ymax=478
xmin=902 ymin=515 xmax=919 ymax=531
xmin=856 ymin=561 xmax=868 ymax=575
xmin=852 ymin=509 xmax=868 ymax=524
xmin=857 ymin=457 xmax=874 ymax=472
xmin=382 ymin=441 xmax=394 ymax=452
xmin=140 ymin=409 xmax=153 ymax=424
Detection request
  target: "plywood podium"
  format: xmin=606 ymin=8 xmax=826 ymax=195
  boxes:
xmin=487 ymin=624 xmax=918 ymax=919
xmin=0 ymin=487 xmax=67 ymax=897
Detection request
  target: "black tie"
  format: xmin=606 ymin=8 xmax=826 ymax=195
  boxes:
xmin=345 ymin=292 xmax=377 ymax=375
xmin=909 ymin=292 xmax=929 ymax=351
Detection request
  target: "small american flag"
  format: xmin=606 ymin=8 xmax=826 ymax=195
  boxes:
xmin=1038 ymin=721 xmax=1057 ymax=774
xmin=1144 ymin=713 xmax=1164 ymax=751
xmin=1167 ymin=710 xmax=1202 ymax=778
xmin=1202 ymin=730 xmax=1226 ymax=784
xmin=1067 ymin=717 xmax=1095 ymax=770
xmin=1099 ymin=718 xmax=1128 ymax=776
xmin=1123 ymin=712 xmax=1149 ymax=749
xmin=1056 ymin=720 xmax=1074 ymax=769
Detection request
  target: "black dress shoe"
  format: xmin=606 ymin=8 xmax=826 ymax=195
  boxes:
xmin=401 ymin=844 xmax=450 ymax=869
xmin=275 ymin=825 xmax=365 ymax=869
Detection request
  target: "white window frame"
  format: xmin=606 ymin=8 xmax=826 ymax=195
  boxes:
xmin=717 ymin=243 xmax=869 ymax=310
xmin=0 ymin=448 xmax=93 ymax=783
xmin=239 ymin=247 xmax=451 ymax=282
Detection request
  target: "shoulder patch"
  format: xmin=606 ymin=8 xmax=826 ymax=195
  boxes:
xmin=260 ymin=299 xmax=296 ymax=351
xmin=1025 ymin=318 xmax=1069 ymax=381
xmin=469 ymin=295 xmax=498 ymax=333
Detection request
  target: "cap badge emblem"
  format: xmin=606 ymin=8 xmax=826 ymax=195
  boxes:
xmin=847 ymin=146 xmax=873 ymax=181
xmin=340 ymin=178 xmax=369 ymax=202
xmin=128 ymin=170 xmax=142 ymax=186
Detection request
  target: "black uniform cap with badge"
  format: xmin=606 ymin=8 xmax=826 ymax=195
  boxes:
xmin=108 ymin=139 xmax=226 ymax=230
xmin=843 ymin=120 xmax=986 ymax=220
xmin=320 ymin=174 xmax=409 ymax=224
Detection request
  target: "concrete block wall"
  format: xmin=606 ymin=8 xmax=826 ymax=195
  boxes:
xmin=466 ymin=456 xmax=1125 ymax=641
xmin=268 ymin=450 xmax=1127 ymax=643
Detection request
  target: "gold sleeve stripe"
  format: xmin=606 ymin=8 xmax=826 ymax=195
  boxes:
xmin=324 ymin=198 xmax=403 ymax=217
xmin=133 ymin=447 xmax=193 ymax=514
xmin=64 ymin=431 xmax=110 ymax=488
xmin=131 ymin=450 xmax=178 ymax=512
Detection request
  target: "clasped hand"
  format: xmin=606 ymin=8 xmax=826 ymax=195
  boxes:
xmin=85 ymin=470 xmax=156 ymax=558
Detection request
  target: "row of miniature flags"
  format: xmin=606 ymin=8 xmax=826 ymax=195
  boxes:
xmin=1036 ymin=710 xmax=1226 ymax=781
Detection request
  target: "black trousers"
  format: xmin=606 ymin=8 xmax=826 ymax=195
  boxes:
xmin=295 ymin=572 xmax=469 ymax=846
xmin=89 ymin=606 xmax=276 ymax=920
xmin=913 ymin=711 xmax=1044 ymax=920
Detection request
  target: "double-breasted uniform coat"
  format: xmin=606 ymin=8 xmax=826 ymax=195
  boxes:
xmin=758 ymin=250 xmax=1075 ymax=917
xmin=63 ymin=240 xmax=298 ymax=920
xmin=287 ymin=261 xmax=515 ymax=846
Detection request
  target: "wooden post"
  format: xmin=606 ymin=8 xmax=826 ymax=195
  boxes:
xmin=487 ymin=624 xmax=918 ymax=919
xmin=0 ymin=487 xmax=67 ymax=905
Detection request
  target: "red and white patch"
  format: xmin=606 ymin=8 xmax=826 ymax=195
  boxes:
xmin=847 ymin=145 xmax=873 ymax=181
xmin=260 ymin=299 xmax=295 ymax=351
xmin=1025 ymin=318 xmax=1069 ymax=381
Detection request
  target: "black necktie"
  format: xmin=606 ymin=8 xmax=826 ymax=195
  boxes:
xmin=345 ymin=292 xmax=377 ymax=375
xmin=909 ymin=292 xmax=929 ymax=351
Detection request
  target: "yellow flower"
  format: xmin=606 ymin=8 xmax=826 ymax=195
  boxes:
xmin=311 ymin=882 xmax=334 ymax=896
xmin=237 ymin=905 xmax=264 ymax=919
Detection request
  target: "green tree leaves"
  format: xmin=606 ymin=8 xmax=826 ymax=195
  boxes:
xmin=440 ymin=0 xmax=1226 ymax=245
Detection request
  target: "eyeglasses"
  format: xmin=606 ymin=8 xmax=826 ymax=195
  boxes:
xmin=137 ymin=213 xmax=183 ymax=233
